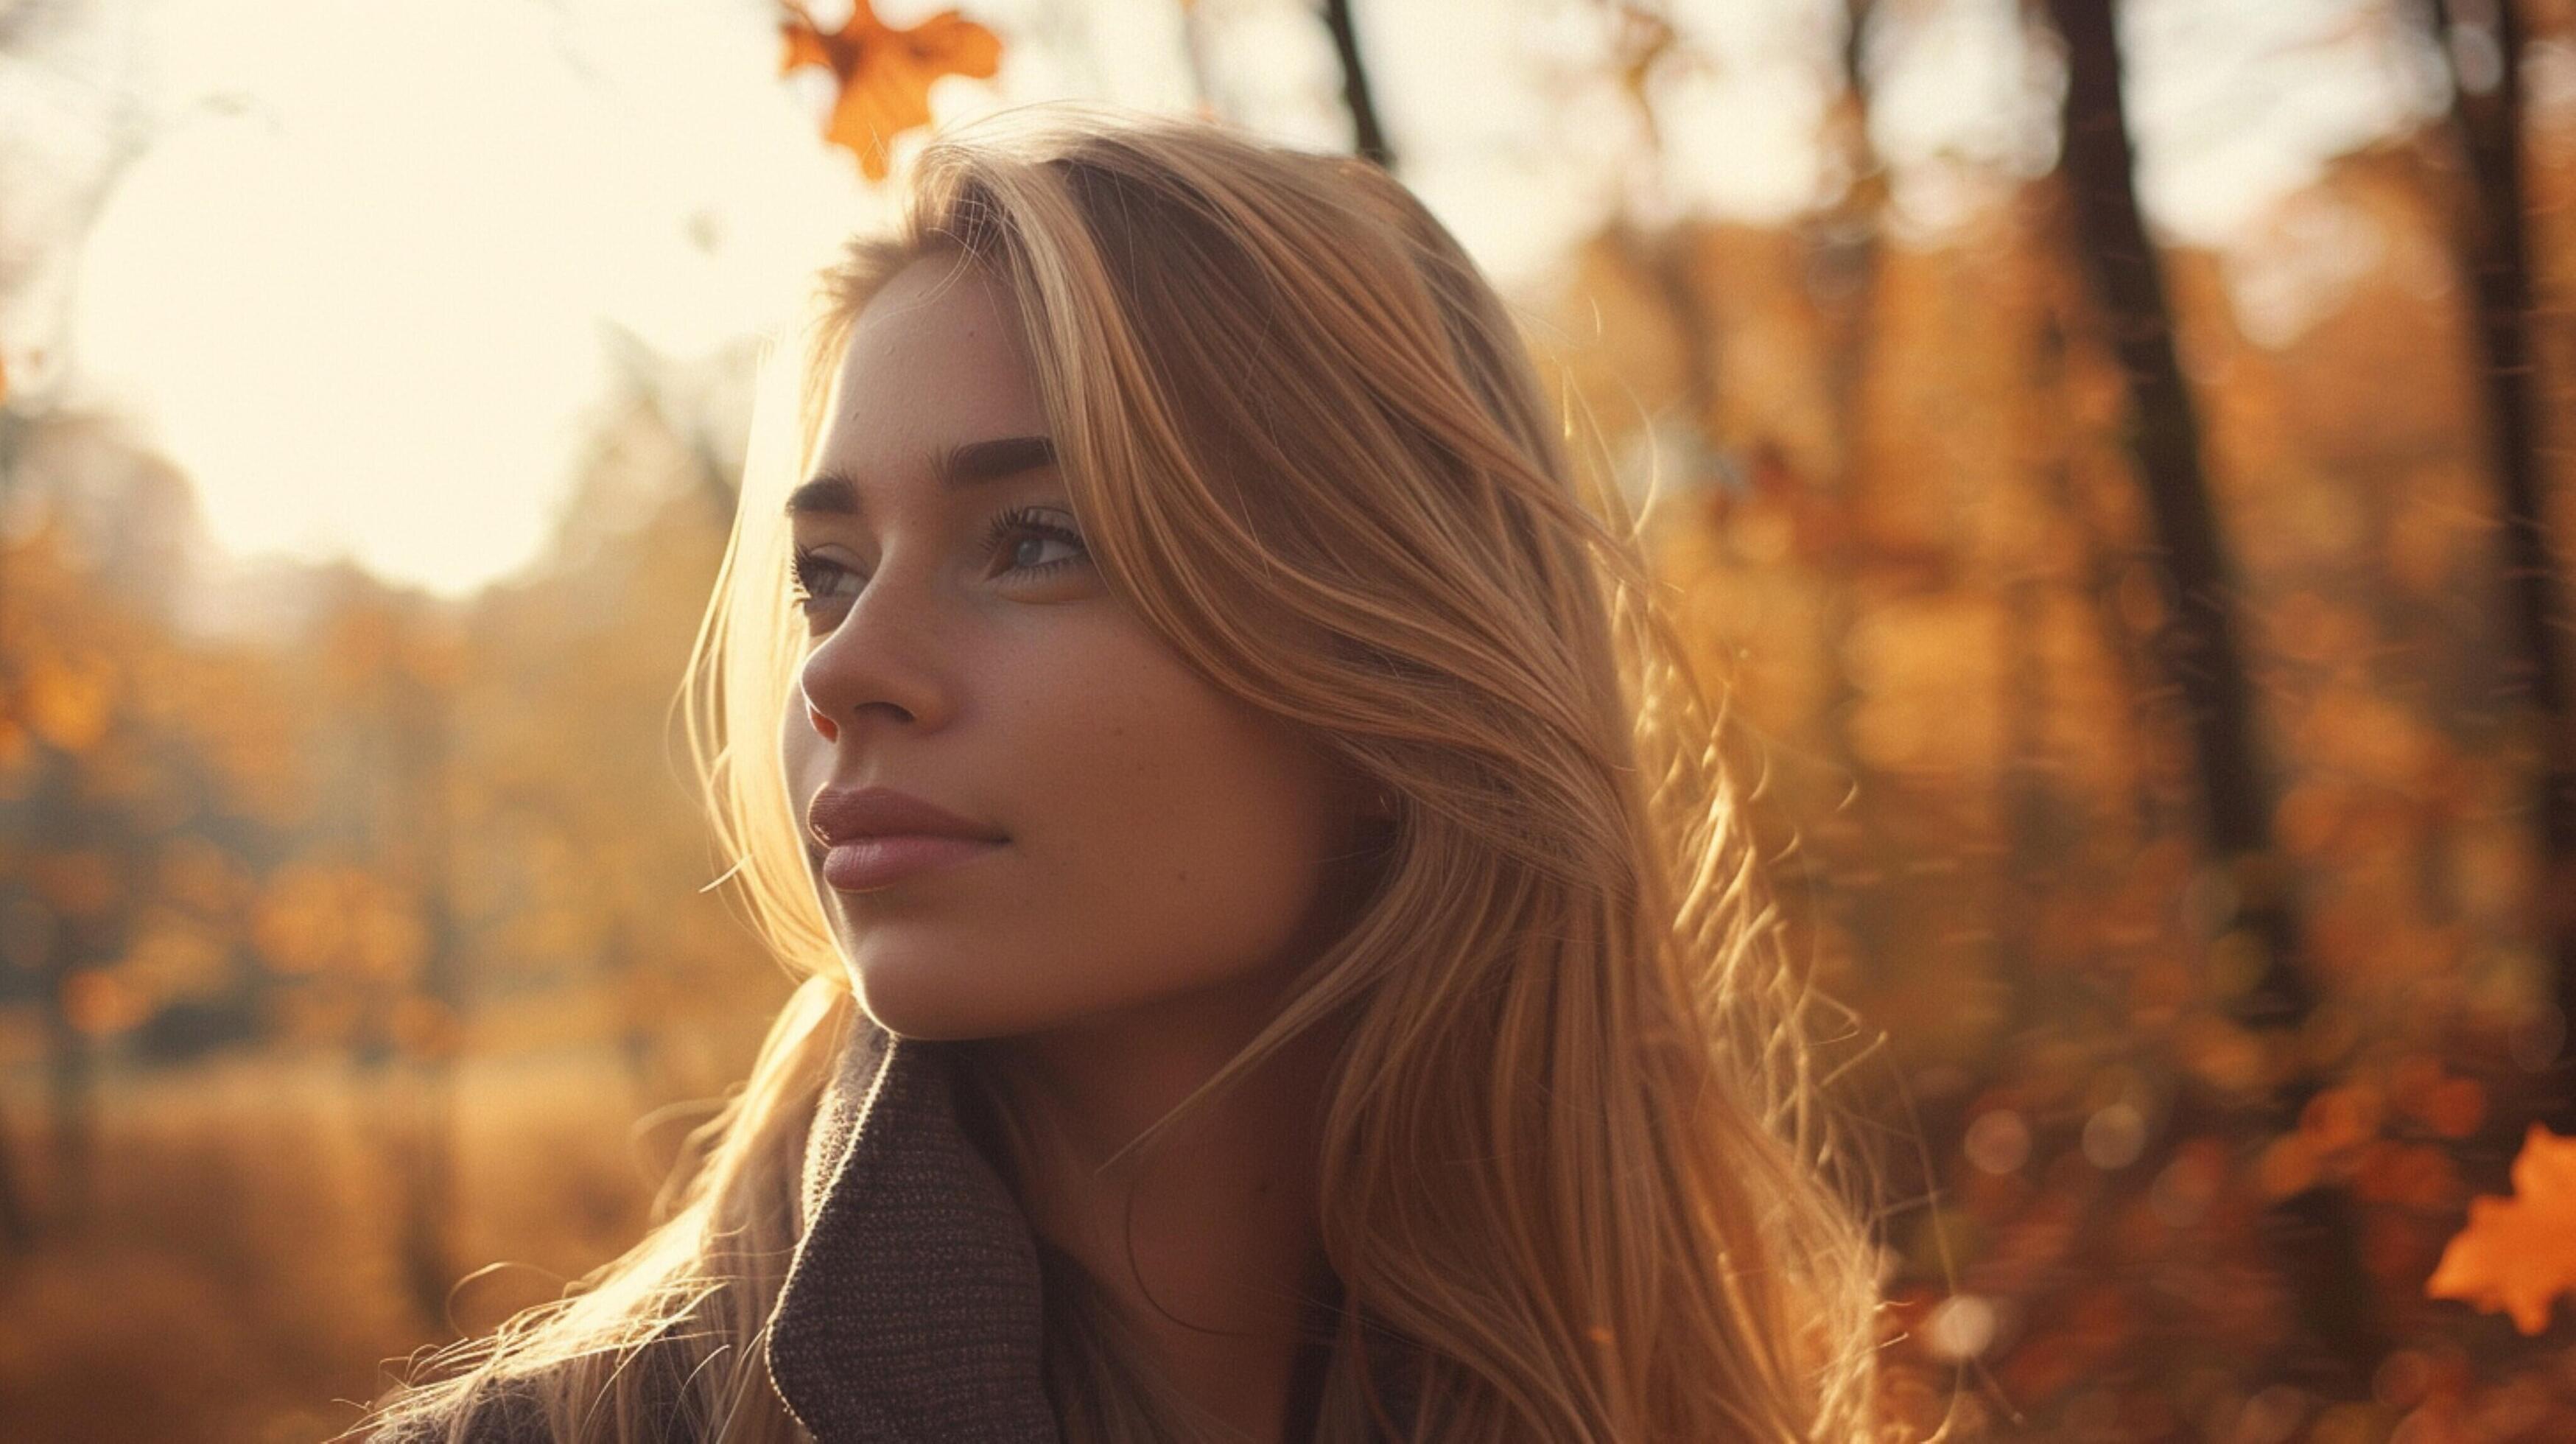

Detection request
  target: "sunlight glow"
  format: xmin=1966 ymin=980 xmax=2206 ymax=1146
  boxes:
xmin=48 ymin=0 xmax=2434 ymax=598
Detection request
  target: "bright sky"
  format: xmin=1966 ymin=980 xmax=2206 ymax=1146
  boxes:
xmin=4 ymin=0 xmax=2453 ymax=599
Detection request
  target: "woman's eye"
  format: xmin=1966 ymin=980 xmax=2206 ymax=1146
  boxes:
xmin=787 ymin=548 xmax=857 ymax=620
xmin=980 ymin=506 xmax=1091 ymax=581
xmin=786 ymin=509 xmax=1089 ymax=626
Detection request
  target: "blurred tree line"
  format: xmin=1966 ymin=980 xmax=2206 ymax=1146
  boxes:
xmin=0 ymin=336 xmax=787 ymax=1314
xmin=1506 ymin=0 xmax=2576 ymax=1436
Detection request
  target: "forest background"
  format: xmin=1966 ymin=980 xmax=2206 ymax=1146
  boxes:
xmin=6 ymin=0 xmax=2576 ymax=1440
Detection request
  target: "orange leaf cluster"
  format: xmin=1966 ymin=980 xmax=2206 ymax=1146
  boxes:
xmin=2426 ymin=1124 xmax=2576 ymax=1334
xmin=778 ymin=0 xmax=1001 ymax=181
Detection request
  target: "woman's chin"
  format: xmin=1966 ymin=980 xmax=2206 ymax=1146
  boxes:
xmin=842 ymin=949 xmax=1018 ymax=1042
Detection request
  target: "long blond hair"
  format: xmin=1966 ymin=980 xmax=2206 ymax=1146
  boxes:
xmin=349 ymin=101 xmax=1884 ymax=1443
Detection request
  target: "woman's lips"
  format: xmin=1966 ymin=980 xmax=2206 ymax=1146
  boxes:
xmin=820 ymin=835 xmax=1004 ymax=891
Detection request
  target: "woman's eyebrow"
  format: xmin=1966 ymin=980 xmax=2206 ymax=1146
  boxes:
xmin=782 ymin=435 xmax=1059 ymax=519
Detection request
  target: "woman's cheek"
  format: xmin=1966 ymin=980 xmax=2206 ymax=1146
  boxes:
xmin=1024 ymin=663 xmax=1338 ymax=995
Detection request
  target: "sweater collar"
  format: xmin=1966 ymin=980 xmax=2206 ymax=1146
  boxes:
xmin=763 ymin=1020 xmax=1061 ymax=1443
xmin=761 ymin=1014 xmax=1425 ymax=1441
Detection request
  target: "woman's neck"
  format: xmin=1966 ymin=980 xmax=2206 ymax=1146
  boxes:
xmin=968 ymin=978 xmax=1346 ymax=1441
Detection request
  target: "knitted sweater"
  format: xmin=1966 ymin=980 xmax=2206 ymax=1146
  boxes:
xmin=763 ymin=1019 xmax=1061 ymax=1440
xmin=363 ymin=1019 xmax=1419 ymax=1442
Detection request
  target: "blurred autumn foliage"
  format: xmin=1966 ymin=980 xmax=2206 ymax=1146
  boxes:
xmin=7 ymin=0 xmax=2576 ymax=1440
xmin=1519 ymin=0 xmax=2576 ymax=1434
xmin=0 ymin=348 xmax=791 ymax=1439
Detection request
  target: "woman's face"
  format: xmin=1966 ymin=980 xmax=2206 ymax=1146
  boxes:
xmin=779 ymin=253 xmax=1365 ymax=1042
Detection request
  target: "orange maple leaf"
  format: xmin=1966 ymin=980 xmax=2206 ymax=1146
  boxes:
xmin=778 ymin=0 xmax=1002 ymax=182
xmin=2426 ymin=1122 xmax=2576 ymax=1334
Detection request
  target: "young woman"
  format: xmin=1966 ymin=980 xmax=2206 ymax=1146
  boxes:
xmin=349 ymin=101 xmax=1885 ymax=1443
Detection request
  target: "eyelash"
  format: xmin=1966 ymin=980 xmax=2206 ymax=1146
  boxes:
xmin=786 ymin=506 xmax=1089 ymax=617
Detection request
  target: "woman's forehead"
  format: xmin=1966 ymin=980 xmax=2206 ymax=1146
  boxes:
xmin=821 ymin=260 xmax=1045 ymax=470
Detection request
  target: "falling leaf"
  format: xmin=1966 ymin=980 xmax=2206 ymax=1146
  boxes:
xmin=777 ymin=0 xmax=1002 ymax=182
xmin=2425 ymin=1123 xmax=2576 ymax=1334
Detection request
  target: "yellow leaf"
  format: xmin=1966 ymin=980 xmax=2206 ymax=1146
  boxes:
xmin=777 ymin=0 xmax=1002 ymax=182
xmin=2426 ymin=1122 xmax=2576 ymax=1334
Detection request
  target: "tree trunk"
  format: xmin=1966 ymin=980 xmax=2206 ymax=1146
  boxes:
xmin=2040 ymin=0 xmax=2379 ymax=1384
xmin=396 ymin=631 xmax=460 ymax=1328
xmin=2043 ymin=0 xmax=2307 ymax=1022
xmin=1321 ymin=0 xmax=1394 ymax=169
xmin=2429 ymin=0 xmax=2576 ymax=1130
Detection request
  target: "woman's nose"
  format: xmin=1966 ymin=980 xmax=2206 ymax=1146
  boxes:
xmin=796 ymin=575 xmax=948 ymax=740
